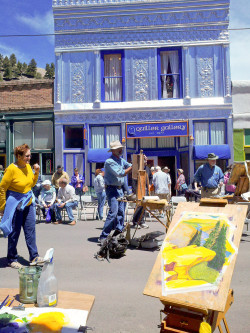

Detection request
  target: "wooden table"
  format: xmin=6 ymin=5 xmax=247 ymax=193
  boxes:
xmin=0 ymin=288 xmax=95 ymax=320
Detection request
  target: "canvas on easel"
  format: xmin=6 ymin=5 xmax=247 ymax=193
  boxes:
xmin=144 ymin=202 xmax=247 ymax=313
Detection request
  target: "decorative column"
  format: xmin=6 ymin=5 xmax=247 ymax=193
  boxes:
xmin=183 ymin=47 xmax=191 ymax=105
xmin=55 ymin=53 xmax=62 ymax=110
xmin=93 ymin=50 xmax=101 ymax=108
xmin=223 ymin=44 xmax=231 ymax=99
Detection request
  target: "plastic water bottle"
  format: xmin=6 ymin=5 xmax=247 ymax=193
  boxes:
xmin=37 ymin=257 xmax=58 ymax=307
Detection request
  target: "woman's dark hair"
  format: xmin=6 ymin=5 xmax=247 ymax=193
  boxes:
xmin=14 ymin=144 xmax=30 ymax=158
xmin=95 ymin=169 xmax=102 ymax=176
xmin=74 ymin=168 xmax=79 ymax=173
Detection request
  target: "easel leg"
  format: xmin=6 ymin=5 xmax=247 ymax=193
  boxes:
xmin=131 ymin=207 xmax=146 ymax=239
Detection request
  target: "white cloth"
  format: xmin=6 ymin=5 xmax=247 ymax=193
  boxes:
xmin=57 ymin=184 xmax=77 ymax=203
xmin=153 ymin=171 xmax=170 ymax=194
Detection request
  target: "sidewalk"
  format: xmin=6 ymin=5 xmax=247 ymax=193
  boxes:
xmin=0 ymin=212 xmax=250 ymax=332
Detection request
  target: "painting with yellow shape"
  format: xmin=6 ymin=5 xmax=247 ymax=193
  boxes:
xmin=0 ymin=307 xmax=88 ymax=332
xmin=161 ymin=212 xmax=237 ymax=296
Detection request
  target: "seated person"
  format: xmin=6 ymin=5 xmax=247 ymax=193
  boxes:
xmin=185 ymin=180 xmax=201 ymax=202
xmin=39 ymin=180 xmax=56 ymax=222
xmin=54 ymin=178 xmax=78 ymax=226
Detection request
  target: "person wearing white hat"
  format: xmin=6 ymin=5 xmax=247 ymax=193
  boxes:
xmin=194 ymin=153 xmax=224 ymax=198
xmin=39 ymin=180 xmax=56 ymax=222
xmin=99 ymin=140 xmax=132 ymax=244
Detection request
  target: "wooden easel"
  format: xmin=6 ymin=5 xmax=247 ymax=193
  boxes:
xmin=143 ymin=200 xmax=247 ymax=333
xmin=130 ymin=151 xmax=171 ymax=237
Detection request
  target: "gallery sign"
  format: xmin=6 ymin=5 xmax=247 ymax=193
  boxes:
xmin=126 ymin=121 xmax=188 ymax=139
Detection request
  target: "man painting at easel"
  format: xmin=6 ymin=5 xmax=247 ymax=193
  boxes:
xmin=99 ymin=141 xmax=132 ymax=245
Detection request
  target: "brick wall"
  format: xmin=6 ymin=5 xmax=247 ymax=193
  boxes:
xmin=0 ymin=79 xmax=54 ymax=111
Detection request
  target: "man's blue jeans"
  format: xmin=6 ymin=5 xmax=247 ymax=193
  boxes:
xmin=55 ymin=201 xmax=78 ymax=222
xmin=7 ymin=204 xmax=39 ymax=263
xmin=100 ymin=186 xmax=124 ymax=239
xmin=96 ymin=191 xmax=106 ymax=220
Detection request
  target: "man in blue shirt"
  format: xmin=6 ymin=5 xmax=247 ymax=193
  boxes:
xmin=194 ymin=153 xmax=224 ymax=198
xmin=99 ymin=140 xmax=132 ymax=243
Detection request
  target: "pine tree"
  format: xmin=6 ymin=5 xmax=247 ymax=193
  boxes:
xmin=16 ymin=61 xmax=23 ymax=76
xmin=188 ymin=229 xmax=202 ymax=246
xmin=0 ymin=73 xmax=3 ymax=81
xmin=3 ymin=56 xmax=10 ymax=70
xmin=208 ymin=225 xmax=227 ymax=271
xmin=35 ymin=72 xmax=42 ymax=79
xmin=9 ymin=53 xmax=17 ymax=67
xmin=4 ymin=65 xmax=12 ymax=80
xmin=204 ymin=221 xmax=220 ymax=249
xmin=44 ymin=63 xmax=55 ymax=79
xmin=26 ymin=58 xmax=37 ymax=77
xmin=0 ymin=54 xmax=3 ymax=70
xmin=22 ymin=62 xmax=28 ymax=74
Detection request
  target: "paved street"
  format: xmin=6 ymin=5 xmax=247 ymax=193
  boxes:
xmin=0 ymin=211 xmax=250 ymax=333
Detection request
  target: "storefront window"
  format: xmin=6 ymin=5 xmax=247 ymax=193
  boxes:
xmin=140 ymin=138 xmax=156 ymax=149
xmin=34 ymin=121 xmax=53 ymax=149
xmin=0 ymin=123 xmax=6 ymax=143
xmin=91 ymin=125 xmax=120 ymax=149
xmin=14 ymin=122 xmax=32 ymax=147
xmin=65 ymin=126 xmax=84 ymax=149
xmin=158 ymin=137 xmax=175 ymax=148
xmin=179 ymin=136 xmax=189 ymax=147
xmin=194 ymin=121 xmax=225 ymax=145
xmin=42 ymin=153 xmax=54 ymax=175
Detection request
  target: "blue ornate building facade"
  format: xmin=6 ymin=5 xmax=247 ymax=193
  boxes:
xmin=52 ymin=0 xmax=233 ymax=186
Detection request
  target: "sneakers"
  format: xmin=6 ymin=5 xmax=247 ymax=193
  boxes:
xmin=8 ymin=261 xmax=23 ymax=269
xmin=140 ymin=223 xmax=149 ymax=229
xmin=30 ymin=256 xmax=45 ymax=266
xmin=132 ymin=224 xmax=141 ymax=229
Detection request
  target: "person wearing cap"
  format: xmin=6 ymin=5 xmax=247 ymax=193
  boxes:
xmin=94 ymin=168 xmax=106 ymax=220
xmin=39 ymin=180 xmax=56 ymax=222
xmin=175 ymin=169 xmax=188 ymax=196
xmin=153 ymin=166 xmax=171 ymax=200
xmin=99 ymin=140 xmax=132 ymax=243
xmin=194 ymin=153 xmax=224 ymax=198
xmin=163 ymin=166 xmax=172 ymax=199
xmin=51 ymin=165 xmax=69 ymax=194
xmin=54 ymin=177 xmax=78 ymax=225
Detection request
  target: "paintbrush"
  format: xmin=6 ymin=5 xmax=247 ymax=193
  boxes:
xmin=0 ymin=295 xmax=9 ymax=309
xmin=6 ymin=298 xmax=14 ymax=307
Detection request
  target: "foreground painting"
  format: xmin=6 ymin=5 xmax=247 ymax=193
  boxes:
xmin=0 ymin=307 xmax=88 ymax=332
xmin=162 ymin=212 xmax=237 ymax=296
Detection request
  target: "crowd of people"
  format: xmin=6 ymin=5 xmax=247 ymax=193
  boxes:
xmin=0 ymin=141 xmax=237 ymax=268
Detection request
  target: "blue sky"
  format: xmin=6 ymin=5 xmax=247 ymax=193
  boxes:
xmin=0 ymin=0 xmax=249 ymax=81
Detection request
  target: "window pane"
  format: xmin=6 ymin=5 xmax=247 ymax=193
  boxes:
xmin=106 ymin=126 xmax=120 ymax=147
xmin=75 ymin=154 xmax=84 ymax=176
xmin=245 ymin=129 xmax=250 ymax=145
xmin=158 ymin=137 xmax=175 ymax=148
xmin=211 ymin=122 xmax=225 ymax=144
xmin=160 ymin=50 xmax=179 ymax=99
xmin=65 ymin=126 xmax=84 ymax=149
xmin=194 ymin=122 xmax=209 ymax=145
xmin=179 ymin=136 xmax=189 ymax=147
xmin=34 ymin=121 xmax=53 ymax=149
xmin=14 ymin=122 xmax=32 ymax=147
xmin=140 ymin=138 xmax=156 ymax=148
xmin=91 ymin=127 xmax=105 ymax=149
xmin=65 ymin=153 xmax=74 ymax=178
xmin=30 ymin=152 xmax=40 ymax=166
xmin=0 ymin=123 xmax=6 ymax=143
xmin=127 ymin=139 xmax=135 ymax=149
xmin=42 ymin=153 xmax=54 ymax=175
xmin=104 ymin=54 xmax=122 ymax=101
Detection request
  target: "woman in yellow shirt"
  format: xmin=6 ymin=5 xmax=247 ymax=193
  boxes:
xmin=0 ymin=144 xmax=43 ymax=269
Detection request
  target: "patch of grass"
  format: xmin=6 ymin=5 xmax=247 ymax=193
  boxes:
xmin=189 ymin=262 xmax=219 ymax=283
